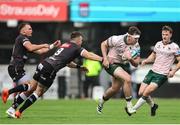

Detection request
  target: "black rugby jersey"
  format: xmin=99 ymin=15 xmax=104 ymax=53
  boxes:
xmin=45 ymin=41 xmax=84 ymax=71
xmin=9 ymin=34 xmax=30 ymax=67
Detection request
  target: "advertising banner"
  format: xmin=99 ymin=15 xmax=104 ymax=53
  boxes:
xmin=70 ymin=0 xmax=180 ymax=22
xmin=0 ymin=1 xmax=68 ymax=21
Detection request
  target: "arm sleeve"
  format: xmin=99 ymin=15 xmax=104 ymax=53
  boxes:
xmin=153 ymin=42 xmax=158 ymax=53
xmin=175 ymin=45 xmax=180 ymax=56
xmin=78 ymin=47 xmax=85 ymax=56
xmin=21 ymin=36 xmax=30 ymax=46
xmin=107 ymin=35 xmax=118 ymax=47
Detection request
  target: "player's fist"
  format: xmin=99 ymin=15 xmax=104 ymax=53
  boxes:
xmin=168 ymin=69 xmax=176 ymax=78
xmin=102 ymin=57 xmax=109 ymax=68
xmin=141 ymin=59 xmax=147 ymax=66
xmin=122 ymin=49 xmax=132 ymax=61
xmin=53 ymin=40 xmax=61 ymax=47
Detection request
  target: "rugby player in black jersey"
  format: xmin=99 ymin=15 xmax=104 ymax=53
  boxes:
xmin=3 ymin=22 xmax=61 ymax=118
xmin=2 ymin=31 xmax=102 ymax=118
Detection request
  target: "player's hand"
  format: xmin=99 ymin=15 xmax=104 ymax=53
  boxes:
xmin=168 ymin=69 xmax=176 ymax=78
xmin=141 ymin=59 xmax=147 ymax=66
xmin=102 ymin=58 xmax=109 ymax=68
xmin=53 ymin=40 xmax=61 ymax=47
xmin=122 ymin=49 xmax=132 ymax=61
xmin=80 ymin=66 xmax=89 ymax=73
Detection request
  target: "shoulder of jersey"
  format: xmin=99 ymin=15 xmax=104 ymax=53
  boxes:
xmin=61 ymin=43 xmax=71 ymax=48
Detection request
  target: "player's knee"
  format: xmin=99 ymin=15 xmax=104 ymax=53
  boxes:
xmin=29 ymin=80 xmax=38 ymax=91
xmin=125 ymin=77 xmax=131 ymax=84
xmin=31 ymin=84 xmax=37 ymax=91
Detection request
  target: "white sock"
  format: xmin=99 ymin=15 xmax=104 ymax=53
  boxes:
xmin=133 ymin=97 xmax=146 ymax=110
xmin=19 ymin=92 xmax=27 ymax=100
xmin=33 ymin=92 xmax=39 ymax=99
xmin=126 ymin=101 xmax=133 ymax=108
xmin=125 ymin=96 xmax=133 ymax=108
xmin=146 ymin=96 xmax=154 ymax=107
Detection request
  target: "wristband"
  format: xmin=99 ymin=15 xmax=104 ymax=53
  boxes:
xmin=49 ymin=44 xmax=55 ymax=49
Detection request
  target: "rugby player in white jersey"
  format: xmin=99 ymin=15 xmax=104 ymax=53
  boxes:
xmin=97 ymin=26 xmax=141 ymax=114
xmin=126 ymin=25 xmax=180 ymax=116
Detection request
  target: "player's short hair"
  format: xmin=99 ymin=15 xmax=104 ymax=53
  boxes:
xmin=128 ymin=26 xmax=141 ymax=35
xmin=70 ymin=31 xmax=83 ymax=39
xmin=162 ymin=25 xmax=173 ymax=34
xmin=18 ymin=22 xmax=30 ymax=32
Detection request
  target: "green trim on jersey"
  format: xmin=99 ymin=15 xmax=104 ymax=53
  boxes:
xmin=143 ymin=70 xmax=168 ymax=87
xmin=105 ymin=63 xmax=130 ymax=76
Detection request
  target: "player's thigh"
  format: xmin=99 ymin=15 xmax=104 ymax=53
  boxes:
xmin=113 ymin=67 xmax=131 ymax=82
xmin=143 ymin=82 xmax=158 ymax=96
xmin=138 ymin=82 xmax=148 ymax=96
xmin=111 ymin=77 xmax=123 ymax=91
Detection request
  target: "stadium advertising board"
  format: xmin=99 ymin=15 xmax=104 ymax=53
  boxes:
xmin=70 ymin=0 xmax=180 ymax=22
xmin=0 ymin=1 xmax=68 ymax=21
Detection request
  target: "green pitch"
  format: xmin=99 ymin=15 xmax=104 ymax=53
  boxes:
xmin=0 ymin=98 xmax=180 ymax=124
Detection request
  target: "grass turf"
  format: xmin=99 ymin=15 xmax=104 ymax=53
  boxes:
xmin=0 ymin=98 xmax=180 ymax=124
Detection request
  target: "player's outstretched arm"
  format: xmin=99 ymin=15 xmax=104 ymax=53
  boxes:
xmin=23 ymin=41 xmax=49 ymax=52
xmin=34 ymin=40 xmax=61 ymax=54
xmin=81 ymin=49 xmax=103 ymax=62
xmin=101 ymin=40 xmax=110 ymax=68
xmin=141 ymin=52 xmax=156 ymax=66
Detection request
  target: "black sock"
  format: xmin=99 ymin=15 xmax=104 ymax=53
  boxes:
xmin=103 ymin=96 xmax=109 ymax=101
xmin=19 ymin=93 xmax=38 ymax=113
xmin=12 ymin=95 xmax=25 ymax=109
xmin=142 ymin=96 xmax=148 ymax=100
xmin=9 ymin=84 xmax=29 ymax=95
xmin=125 ymin=96 xmax=132 ymax=102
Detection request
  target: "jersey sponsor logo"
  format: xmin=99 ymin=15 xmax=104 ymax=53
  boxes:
xmin=60 ymin=43 xmax=71 ymax=48
xmin=38 ymin=63 xmax=43 ymax=70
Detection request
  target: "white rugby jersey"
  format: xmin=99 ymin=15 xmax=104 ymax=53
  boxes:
xmin=152 ymin=41 xmax=180 ymax=75
xmin=106 ymin=34 xmax=140 ymax=64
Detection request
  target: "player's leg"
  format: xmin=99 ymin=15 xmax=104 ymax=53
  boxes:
xmin=15 ymin=83 xmax=46 ymax=118
xmin=4 ymin=66 xmax=31 ymax=117
xmin=132 ymin=83 xmax=158 ymax=111
xmin=135 ymin=70 xmax=155 ymax=109
xmin=4 ymin=79 xmax=38 ymax=118
xmin=5 ymin=63 xmax=43 ymax=114
xmin=15 ymin=62 xmax=56 ymax=118
xmin=97 ymin=77 xmax=123 ymax=114
xmin=11 ymin=80 xmax=38 ymax=109
xmin=138 ymin=82 xmax=148 ymax=96
xmin=2 ymin=74 xmax=30 ymax=103
xmin=134 ymin=72 xmax=167 ymax=116
xmin=137 ymin=82 xmax=155 ymax=110
xmin=113 ymin=67 xmax=133 ymax=111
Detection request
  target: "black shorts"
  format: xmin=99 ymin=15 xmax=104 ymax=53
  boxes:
xmin=8 ymin=65 xmax=25 ymax=82
xmin=33 ymin=61 xmax=56 ymax=88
